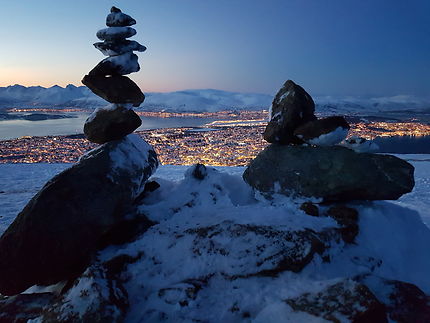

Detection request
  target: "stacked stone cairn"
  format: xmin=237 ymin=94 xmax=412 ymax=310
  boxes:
xmin=0 ymin=7 xmax=158 ymax=297
xmin=83 ymin=6 xmax=146 ymax=144
xmin=244 ymin=80 xmax=415 ymax=202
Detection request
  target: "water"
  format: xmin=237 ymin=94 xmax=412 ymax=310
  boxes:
xmin=0 ymin=112 xmax=217 ymax=140
xmin=375 ymin=135 xmax=430 ymax=154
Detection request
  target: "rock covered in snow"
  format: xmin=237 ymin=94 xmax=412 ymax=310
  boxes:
xmin=96 ymin=26 xmax=137 ymax=42
xmin=89 ymin=52 xmax=140 ymax=76
xmin=94 ymin=40 xmax=146 ymax=56
xmin=294 ymin=116 xmax=350 ymax=146
xmin=285 ymin=279 xmax=388 ymax=322
xmin=83 ymin=6 xmax=146 ymax=112
xmin=106 ymin=6 xmax=136 ymax=27
xmin=263 ymin=80 xmax=317 ymax=144
xmin=243 ymin=145 xmax=415 ymax=201
xmin=0 ymin=135 xmax=158 ymax=296
xmin=82 ymin=74 xmax=145 ymax=107
xmin=341 ymin=136 xmax=380 ymax=153
xmin=84 ymin=104 xmax=142 ymax=144
xmin=1 ymin=165 xmax=430 ymax=321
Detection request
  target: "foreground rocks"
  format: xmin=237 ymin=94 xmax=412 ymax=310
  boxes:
xmin=243 ymin=145 xmax=414 ymax=201
xmin=0 ymin=135 xmax=158 ymax=295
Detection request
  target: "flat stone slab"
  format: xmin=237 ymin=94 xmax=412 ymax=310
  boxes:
xmin=243 ymin=145 xmax=414 ymax=201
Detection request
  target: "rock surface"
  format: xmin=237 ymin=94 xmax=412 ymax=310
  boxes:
xmin=84 ymin=104 xmax=142 ymax=144
xmin=89 ymin=52 xmax=140 ymax=76
xmin=106 ymin=6 xmax=136 ymax=27
xmin=286 ymin=279 xmax=388 ymax=322
xmin=96 ymin=26 xmax=136 ymax=41
xmin=94 ymin=40 xmax=146 ymax=56
xmin=82 ymin=74 xmax=145 ymax=107
xmin=294 ymin=116 xmax=350 ymax=146
xmin=0 ymin=135 xmax=158 ymax=295
xmin=243 ymin=145 xmax=414 ymax=201
xmin=263 ymin=80 xmax=317 ymax=144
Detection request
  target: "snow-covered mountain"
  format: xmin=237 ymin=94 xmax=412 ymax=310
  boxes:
xmin=1 ymin=84 xmax=429 ymax=116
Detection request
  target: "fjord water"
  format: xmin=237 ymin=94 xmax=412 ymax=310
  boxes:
xmin=0 ymin=112 xmax=217 ymax=140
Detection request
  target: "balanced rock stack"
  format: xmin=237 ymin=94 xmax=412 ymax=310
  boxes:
xmin=263 ymin=80 xmax=350 ymax=146
xmin=0 ymin=7 xmax=158 ymax=296
xmin=82 ymin=6 xmax=146 ymax=144
xmin=244 ymin=80 xmax=415 ymax=201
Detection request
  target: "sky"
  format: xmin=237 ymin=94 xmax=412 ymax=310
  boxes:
xmin=0 ymin=0 xmax=429 ymax=97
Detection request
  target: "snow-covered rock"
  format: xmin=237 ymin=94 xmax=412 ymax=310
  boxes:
xmin=106 ymin=6 xmax=136 ymax=27
xmin=0 ymin=135 xmax=158 ymax=296
xmin=294 ymin=116 xmax=350 ymax=146
xmin=0 ymin=163 xmax=430 ymax=321
xmin=96 ymin=27 xmax=136 ymax=42
xmin=89 ymin=52 xmax=140 ymax=76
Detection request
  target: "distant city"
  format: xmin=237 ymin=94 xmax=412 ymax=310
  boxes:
xmin=1 ymin=111 xmax=430 ymax=166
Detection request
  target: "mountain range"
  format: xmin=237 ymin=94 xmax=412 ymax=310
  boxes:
xmin=1 ymin=84 xmax=429 ymax=117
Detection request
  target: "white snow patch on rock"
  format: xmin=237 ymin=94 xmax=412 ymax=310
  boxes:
xmin=307 ymin=127 xmax=349 ymax=146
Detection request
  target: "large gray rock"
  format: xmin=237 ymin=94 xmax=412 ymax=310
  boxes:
xmin=0 ymin=135 xmax=158 ymax=296
xmin=243 ymin=145 xmax=414 ymax=201
xmin=84 ymin=104 xmax=142 ymax=144
xmin=263 ymin=80 xmax=317 ymax=144
xmin=82 ymin=74 xmax=145 ymax=107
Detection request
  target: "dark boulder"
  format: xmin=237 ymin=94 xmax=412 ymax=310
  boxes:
xmin=82 ymin=74 xmax=145 ymax=107
xmin=294 ymin=116 xmax=350 ymax=146
xmin=0 ymin=135 xmax=158 ymax=295
xmin=243 ymin=145 xmax=414 ymax=201
xmin=84 ymin=104 xmax=142 ymax=144
xmin=286 ymin=279 xmax=388 ymax=322
xmin=263 ymin=80 xmax=317 ymax=144
xmin=327 ymin=205 xmax=359 ymax=243
xmin=300 ymin=202 xmax=319 ymax=217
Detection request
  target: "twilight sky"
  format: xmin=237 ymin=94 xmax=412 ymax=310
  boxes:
xmin=0 ymin=0 xmax=429 ymax=97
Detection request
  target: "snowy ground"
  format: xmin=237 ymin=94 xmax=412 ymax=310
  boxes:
xmin=1 ymin=156 xmax=430 ymax=321
xmin=1 ymin=155 xmax=429 ymax=234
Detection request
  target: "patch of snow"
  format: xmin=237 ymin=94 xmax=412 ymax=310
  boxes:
xmin=307 ymin=127 xmax=349 ymax=146
xmin=339 ymin=136 xmax=379 ymax=153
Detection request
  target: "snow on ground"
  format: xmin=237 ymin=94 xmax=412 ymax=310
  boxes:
xmin=1 ymin=156 xmax=430 ymax=321
xmin=1 ymin=154 xmax=429 ymax=233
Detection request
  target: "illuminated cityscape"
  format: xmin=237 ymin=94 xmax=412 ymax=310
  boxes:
xmin=1 ymin=111 xmax=430 ymax=166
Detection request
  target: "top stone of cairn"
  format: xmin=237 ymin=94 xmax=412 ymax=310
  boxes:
xmin=106 ymin=6 xmax=136 ymax=27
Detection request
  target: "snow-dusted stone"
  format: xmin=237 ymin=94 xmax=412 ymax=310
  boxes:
xmin=0 ymin=293 xmax=55 ymax=322
xmin=89 ymin=52 xmax=140 ymax=76
xmin=106 ymin=6 xmax=136 ymax=27
xmin=94 ymin=40 xmax=146 ymax=56
xmin=263 ymin=80 xmax=317 ymax=144
xmin=361 ymin=276 xmax=430 ymax=322
xmin=341 ymin=136 xmax=380 ymax=153
xmin=96 ymin=26 xmax=136 ymax=42
xmin=243 ymin=145 xmax=415 ymax=201
xmin=285 ymin=279 xmax=388 ymax=322
xmin=82 ymin=74 xmax=145 ymax=107
xmin=294 ymin=116 xmax=350 ymax=146
xmin=84 ymin=104 xmax=142 ymax=144
xmin=0 ymin=135 xmax=158 ymax=296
